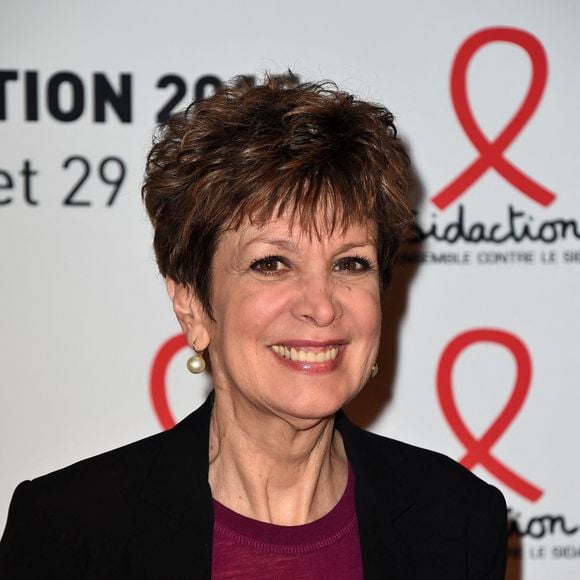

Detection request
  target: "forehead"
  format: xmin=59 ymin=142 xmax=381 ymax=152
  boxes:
xmin=221 ymin=214 xmax=377 ymax=253
xmin=225 ymin=190 xmax=378 ymax=243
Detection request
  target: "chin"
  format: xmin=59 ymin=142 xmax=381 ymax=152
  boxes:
xmin=273 ymin=385 xmax=360 ymax=423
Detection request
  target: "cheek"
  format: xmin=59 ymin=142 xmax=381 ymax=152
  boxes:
xmin=217 ymin=284 xmax=290 ymax=347
xmin=349 ymin=288 xmax=382 ymax=344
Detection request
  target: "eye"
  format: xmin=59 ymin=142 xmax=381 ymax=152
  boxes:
xmin=333 ymin=255 xmax=373 ymax=273
xmin=250 ymin=255 xmax=289 ymax=275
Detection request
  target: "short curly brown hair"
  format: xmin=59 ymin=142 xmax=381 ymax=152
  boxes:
xmin=142 ymin=72 xmax=412 ymax=318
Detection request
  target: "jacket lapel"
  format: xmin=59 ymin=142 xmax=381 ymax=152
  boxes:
xmin=337 ymin=412 xmax=416 ymax=580
xmin=125 ymin=396 xmax=214 ymax=579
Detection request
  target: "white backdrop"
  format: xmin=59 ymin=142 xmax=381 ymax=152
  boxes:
xmin=1 ymin=1 xmax=579 ymax=578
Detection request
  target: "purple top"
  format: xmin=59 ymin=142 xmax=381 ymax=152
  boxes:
xmin=211 ymin=464 xmax=363 ymax=579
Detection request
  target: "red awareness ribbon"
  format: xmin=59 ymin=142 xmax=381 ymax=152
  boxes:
xmin=150 ymin=333 xmax=187 ymax=429
xmin=432 ymin=27 xmax=556 ymax=210
xmin=437 ymin=328 xmax=543 ymax=501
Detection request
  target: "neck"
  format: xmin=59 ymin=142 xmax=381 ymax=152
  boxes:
xmin=208 ymin=388 xmax=348 ymax=526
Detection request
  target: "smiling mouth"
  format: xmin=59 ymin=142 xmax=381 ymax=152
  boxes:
xmin=270 ymin=345 xmax=340 ymax=363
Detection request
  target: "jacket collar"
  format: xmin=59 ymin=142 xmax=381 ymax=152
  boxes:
xmin=125 ymin=395 xmax=215 ymax=579
xmin=128 ymin=395 xmax=416 ymax=579
xmin=336 ymin=411 xmax=416 ymax=580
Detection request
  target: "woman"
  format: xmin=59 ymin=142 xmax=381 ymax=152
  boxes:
xmin=0 ymin=73 xmax=507 ymax=579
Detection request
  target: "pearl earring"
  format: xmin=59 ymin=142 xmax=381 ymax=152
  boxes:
xmin=186 ymin=349 xmax=206 ymax=374
xmin=371 ymin=362 xmax=378 ymax=378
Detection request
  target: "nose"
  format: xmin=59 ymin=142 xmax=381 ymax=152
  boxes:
xmin=290 ymin=273 xmax=342 ymax=327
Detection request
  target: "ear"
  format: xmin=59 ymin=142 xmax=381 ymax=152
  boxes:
xmin=165 ymin=278 xmax=211 ymax=351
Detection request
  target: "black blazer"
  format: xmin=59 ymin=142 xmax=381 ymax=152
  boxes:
xmin=0 ymin=395 xmax=507 ymax=579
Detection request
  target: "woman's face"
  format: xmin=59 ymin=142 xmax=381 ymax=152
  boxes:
xmin=201 ymin=214 xmax=382 ymax=425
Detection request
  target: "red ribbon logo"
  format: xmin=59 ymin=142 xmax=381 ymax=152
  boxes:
xmin=432 ymin=26 xmax=556 ymax=210
xmin=149 ymin=333 xmax=187 ymax=430
xmin=437 ymin=328 xmax=543 ymax=501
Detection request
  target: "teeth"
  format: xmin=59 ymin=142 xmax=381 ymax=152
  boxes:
xmin=271 ymin=345 xmax=339 ymax=362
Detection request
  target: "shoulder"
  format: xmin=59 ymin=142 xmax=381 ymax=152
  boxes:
xmin=0 ymin=398 xmax=214 ymax=576
xmin=0 ymin=400 xmax=213 ymax=576
xmin=340 ymin=412 xmax=503 ymax=510
xmin=0 ymin=428 xmax=171 ymax=576
xmin=25 ymin=427 xmax=168 ymax=507
xmin=13 ymin=393 xmax=213 ymax=513
xmin=2 ymin=395 xmax=212 ymax=532
xmin=339 ymin=415 xmax=507 ymax=578
xmin=2 ymin=425 xmax=172 ymax=554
